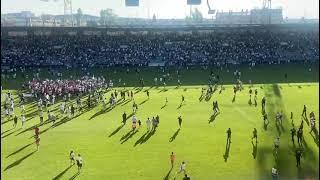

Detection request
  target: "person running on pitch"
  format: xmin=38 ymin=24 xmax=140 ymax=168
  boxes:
xmin=70 ymin=150 xmax=75 ymax=165
xmin=178 ymin=116 xmax=183 ymax=128
xmin=170 ymin=152 xmax=176 ymax=168
xmin=252 ymin=128 xmax=258 ymax=143
xmin=76 ymin=154 xmax=83 ymax=173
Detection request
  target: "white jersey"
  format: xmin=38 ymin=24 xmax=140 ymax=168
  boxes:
xmin=77 ymin=156 xmax=83 ymax=164
xmin=146 ymin=119 xmax=151 ymax=126
xmin=132 ymin=116 xmax=137 ymax=123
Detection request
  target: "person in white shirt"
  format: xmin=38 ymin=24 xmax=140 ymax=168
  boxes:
xmin=9 ymin=107 xmax=14 ymax=117
xmin=76 ymin=154 xmax=83 ymax=172
xmin=52 ymin=94 xmax=55 ymax=105
xmin=46 ymin=94 xmax=50 ymax=102
xmin=70 ymin=150 xmax=75 ymax=165
xmin=272 ymin=167 xmax=278 ymax=180
xmin=132 ymin=115 xmax=137 ymax=124
xmin=175 ymin=161 xmax=186 ymax=178
xmin=20 ymin=104 xmax=25 ymax=114
xmin=68 ymin=106 xmax=72 ymax=118
xmin=154 ymin=77 xmax=158 ymax=86
xmin=60 ymin=103 xmax=65 ymax=115
xmin=21 ymin=114 xmax=26 ymax=127
xmin=146 ymin=118 xmax=151 ymax=131
xmin=5 ymin=108 xmax=9 ymax=117
xmin=39 ymin=110 xmax=44 ymax=123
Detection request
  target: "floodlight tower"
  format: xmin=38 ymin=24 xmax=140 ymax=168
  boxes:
xmin=262 ymin=0 xmax=272 ymax=24
xmin=64 ymin=0 xmax=73 ymax=26
xmin=262 ymin=0 xmax=272 ymax=9
xmin=40 ymin=0 xmax=73 ymax=26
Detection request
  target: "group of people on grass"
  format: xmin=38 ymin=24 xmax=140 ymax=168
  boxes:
xmin=28 ymin=76 xmax=107 ymax=98
xmin=69 ymin=150 xmax=83 ymax=173
xmin=1 ymin=68 xmax=318 ymax=180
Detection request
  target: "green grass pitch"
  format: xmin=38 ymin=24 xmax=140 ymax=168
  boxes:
xmin=1 ymin=64 xmax=319 ymax=180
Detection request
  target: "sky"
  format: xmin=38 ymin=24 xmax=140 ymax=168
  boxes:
xmin=1 ymin=0 xmax=319 ymax=19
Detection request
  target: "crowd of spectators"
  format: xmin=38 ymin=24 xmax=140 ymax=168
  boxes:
xmin=1 ymin=29 xmax=319 ymax=67
xmin=28 ymin=76 xmax=107 ymax=97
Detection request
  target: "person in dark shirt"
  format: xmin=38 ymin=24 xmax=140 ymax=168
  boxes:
xmin=34 ymin=126 xmax=40 ymax=137
xmin=295 ymin=149 xmax=302 ymax=167
xmin=252 ymin=128 xmax=258 ymax=143
xmin=71 ymin=105 xmax=75 ymax=116
xmin=227 ymin=128 xmax=232 ymax=144
xmin=183 ymin=174 xmax=191 ymax=180
xmin=178 ymin=116 xmax=182 ymax=128
xmin=13 ymin=115 xmax=18 ymax=128
xmin=290 ymin=127 xmax=296 ymax=144
xmin=261 ymin=97 xmax=266 ymax=111
xmin=146 ymin=90 xmax=149 ymax=99
xmin=122 ymin=112 xmax=127 ymax=124
xmin=297 ymin=128 xmax=303 ymax=145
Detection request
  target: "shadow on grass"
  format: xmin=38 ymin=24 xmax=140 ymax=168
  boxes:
xmin=223 ymin=140 xmax=231 ymax=162
xmin=89 ymin=107 xmax=113 ymax=120
xmin=199 ymin=95 xmax=204 ymax=102
xmin=169 ymin=129 xmax=180 ymax=142
xmin=232 ymin=95 xmax=236 ymax=103
xmin=4 ymin=150 xmax=36 ymax=171
xmin=134 ymin=131 xmax=148 ymax=147
xmin=6 ymin=142 xmax=34 ymax=158
xmin=2 ymin=128 xmax=21 ymax=139
xmin=209 ymin=112 xmax=219 ymax=124
xmin=134 ymin=88 xmax=143 ymax=94
xmin=120 ymin=130 xmax=134 ymax=141
xmin=108 ymin=124 xmax=125 ymax=137
xmin=205 ymin=93 xmax=213 ymax=102
xmin=121 ymin=130 xmax=138 ymax=144
xmin=302 ymin=116 xmax=309 ymax=126
xmin=1 ymin=118 xmax=13 ymax=125
xmin=163 ymin=168 xmax=172 ymax=180
xmin=177 ymin=103 xmax=185 ymax=109
xmin=52 ymin=165 xmax=73 ymax=180
xmin=53 ymin=108 xmax=90 ymax=128
xmin=138 ymin=129 xmax=157 ymax=145
xmin=121 ymin=99 xmax=132 ymax=106
xmin=252 ymin=141 xmax=257 ymax=159
xmin=69 ymin=171 xmax=80 ymax=180
xmin=158 ymin=89 xmax=168 ymax=93
xmin=16 ymin=118 xmax=58 ymax=137
xmin=1 ymin=127 xmax=15 ymax=135
xmin=139 ymin=99 xmax=148 ymax=105
xmin=310 ymin=128 xmax=319 ymax=147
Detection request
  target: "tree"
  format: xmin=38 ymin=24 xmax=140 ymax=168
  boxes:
xmin=185 ymin=8 xmax=203 ymax=23
xmin=191 ymin=8 xmax=203 ymax=22
xmin=100 ymin=9 xmax=117 ymax=26
xmin=76 ymin=8 xmax=83 ymax=27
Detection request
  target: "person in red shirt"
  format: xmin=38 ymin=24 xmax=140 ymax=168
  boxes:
xmin=34 ymin=127 xmax=40 ymax=137
xmin=170 ymin=152 xmax=176 ymax=168
xmin=35 ymin=135 xmax=40 ymax=151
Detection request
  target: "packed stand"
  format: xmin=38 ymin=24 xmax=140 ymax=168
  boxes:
xmin=1 ymin=30 xmax=319 ymax=67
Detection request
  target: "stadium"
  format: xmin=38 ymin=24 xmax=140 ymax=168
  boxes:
xmin=1 ymin=0 xmax=319 ymax=179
